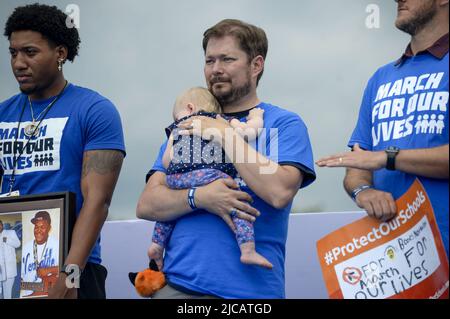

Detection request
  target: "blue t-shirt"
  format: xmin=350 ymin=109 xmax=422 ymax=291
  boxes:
xmin=349 ymin=52 xmax=449 ymax=257
xmin=0 ymin=83 xmax=126 ymax=264
xmin=148 ymin=102 xmax=316 ymax=298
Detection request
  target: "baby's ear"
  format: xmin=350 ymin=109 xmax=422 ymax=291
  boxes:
xmin=187 ymin=103 xmax=196 ymax=113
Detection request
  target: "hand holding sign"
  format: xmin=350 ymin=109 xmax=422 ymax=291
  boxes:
xmin=317 ymin=179 xmax=449 ymax=299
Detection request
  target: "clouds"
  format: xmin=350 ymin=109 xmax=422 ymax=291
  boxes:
xmin=0 ymin=0 xmax=410 ymax=219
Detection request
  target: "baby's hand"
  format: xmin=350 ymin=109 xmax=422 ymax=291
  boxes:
xmin=230 ymin=118 xmax=246 ymax=129
xmin=215 ymin=114 xmax=229 ymax=125
xmin=247 ymin=108 xmax=264 ymax=120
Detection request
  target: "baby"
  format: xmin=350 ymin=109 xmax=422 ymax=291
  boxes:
xmin=148 ymin=87 xmax=272 ymax=270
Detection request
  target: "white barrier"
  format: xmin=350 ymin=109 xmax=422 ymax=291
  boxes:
xmin=101 ymin=211 xmax=366 ymax=299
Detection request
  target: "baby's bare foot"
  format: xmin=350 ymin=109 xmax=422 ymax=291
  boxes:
xmin=241 ymin=252 xmax=273 ymax=269
xmin=240 ymin=242 xmax=273 ymax=269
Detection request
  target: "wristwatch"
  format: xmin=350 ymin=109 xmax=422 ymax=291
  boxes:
xmin=385 ymin=146 xmax=400 ymax=171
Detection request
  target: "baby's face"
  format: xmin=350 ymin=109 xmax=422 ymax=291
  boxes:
xmin=174 ymin=109 xmax=191 ymax=121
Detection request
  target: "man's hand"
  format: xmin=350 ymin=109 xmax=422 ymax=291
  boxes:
xmin=47 ymin=274 xmax=77 ymax=299
xmin=195 ymin=178 xmax=260 ymax=232
xmin=355 ymin=188 xmax=397 ymax=222
xmin=316 ymin=143 xmax=387 ymax=171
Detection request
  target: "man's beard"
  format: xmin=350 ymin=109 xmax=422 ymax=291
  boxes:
xmin=211 ymin=78 xmax=252 ymax=108
xmin=395 ymin=1 xmax=437 ymax=36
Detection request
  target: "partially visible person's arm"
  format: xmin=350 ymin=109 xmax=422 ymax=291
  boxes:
xmin=6 ymin=230 xmax=21 ymax=248
xmin=317 ymin=143 xmax=449 ymax=179
xmin=344 ymin=167 xmax=397 ymax=221
xmin=49 ymin=150 xmax=124 ymax=299
xmin=136 ymin=171 xmax=192 ymax=222
xmin=394 ymin=144 xmax=449 ymax=178
xmin=162 ymin=135 xmax=174 ymax=169
xmin=136 ymin=171 xmax=260 ymax=231
xmin=336 ymin=144 xmax=449 ymax=221
xmin=68 ymin=150 xmax=124 ymax=270
xmin=227 ymin=133 xmax=303 ymax=209
xmin=178 ymin=116 xmax=305 ymax=209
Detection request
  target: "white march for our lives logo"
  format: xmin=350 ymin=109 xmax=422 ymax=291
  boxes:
xmin=371 ymin=72 xmax=448 ymax=147
xmin=0 ymin=118 xmax=68 ymax=175
xmin=334 ymin=215 xmax=441 ymax=299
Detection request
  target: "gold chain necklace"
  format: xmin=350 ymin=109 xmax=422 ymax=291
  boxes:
xmin=33 ymin=239 xmax=48 ymax=271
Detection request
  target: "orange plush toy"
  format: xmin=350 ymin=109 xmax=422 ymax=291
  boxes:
xmin=128 ymin=259 xmax=166 ymax=297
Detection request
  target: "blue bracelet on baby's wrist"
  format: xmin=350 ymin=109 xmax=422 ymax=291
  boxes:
xmin=187 ymin=187 xmax=197 ymax=210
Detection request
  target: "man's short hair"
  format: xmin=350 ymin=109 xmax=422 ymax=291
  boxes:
xmin=4 ymin=3 xmax=81 ymax=62
xmin=202 ymin=19 xmax=268 ymax=85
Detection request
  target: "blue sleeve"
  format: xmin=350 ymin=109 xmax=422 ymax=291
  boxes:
xmin=145 ymin=141 xmax=168 ymax=183
xmin=268 ymin=114 xmax=316 ymax=189
xmin=83 ymin=99 xmax=126 ymax=155
xmin=348 ymin=78 xmax=375 ymax=151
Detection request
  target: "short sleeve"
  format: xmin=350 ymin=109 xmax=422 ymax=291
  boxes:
xmin=83 ymin=99 xmax=126 ymax=155
xmin=348 ymin=79 xmax=375 ymax=151
xmin=145 ymin=141 xmax=168 ymax=183
xmin=267 ymin=114 xmax=316 ymax=189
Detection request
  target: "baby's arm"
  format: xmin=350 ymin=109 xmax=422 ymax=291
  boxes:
xmin=162 ymin=134 xmax=175 ymax=169
xmin=229 ymin=108 xmax=264 ymax=141
xmin=245 ymin=108 xmax=264 ymax=130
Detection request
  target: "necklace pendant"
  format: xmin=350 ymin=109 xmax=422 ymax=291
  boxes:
xmin=24 ymin=122 xmax=38 ymax=137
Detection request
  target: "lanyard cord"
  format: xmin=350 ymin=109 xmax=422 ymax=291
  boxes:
xmin=8 ymin=81 xmax=68 ymax=194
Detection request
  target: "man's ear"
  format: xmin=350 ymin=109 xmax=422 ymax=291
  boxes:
xmin=56 ymin=45 xmax=68 ymax=63
xmin=251 ymin=55 xmax=264 ymax=80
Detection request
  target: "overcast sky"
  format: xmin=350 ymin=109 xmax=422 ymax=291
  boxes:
xmin=0 ymin=0 xmax=410 ymax=220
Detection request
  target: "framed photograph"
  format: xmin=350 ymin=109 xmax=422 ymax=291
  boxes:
xmin=0 ymin=192 xmax=75 ymax=299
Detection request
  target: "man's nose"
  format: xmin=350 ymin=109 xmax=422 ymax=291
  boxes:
xmin=212 ymin=60 xmax=224 ymax=74
xmin=12 ymin=52 xmax=27 ymax=71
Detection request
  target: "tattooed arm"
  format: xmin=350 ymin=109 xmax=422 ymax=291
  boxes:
xmin=48 ymin=150 xmax=124 ymax=299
